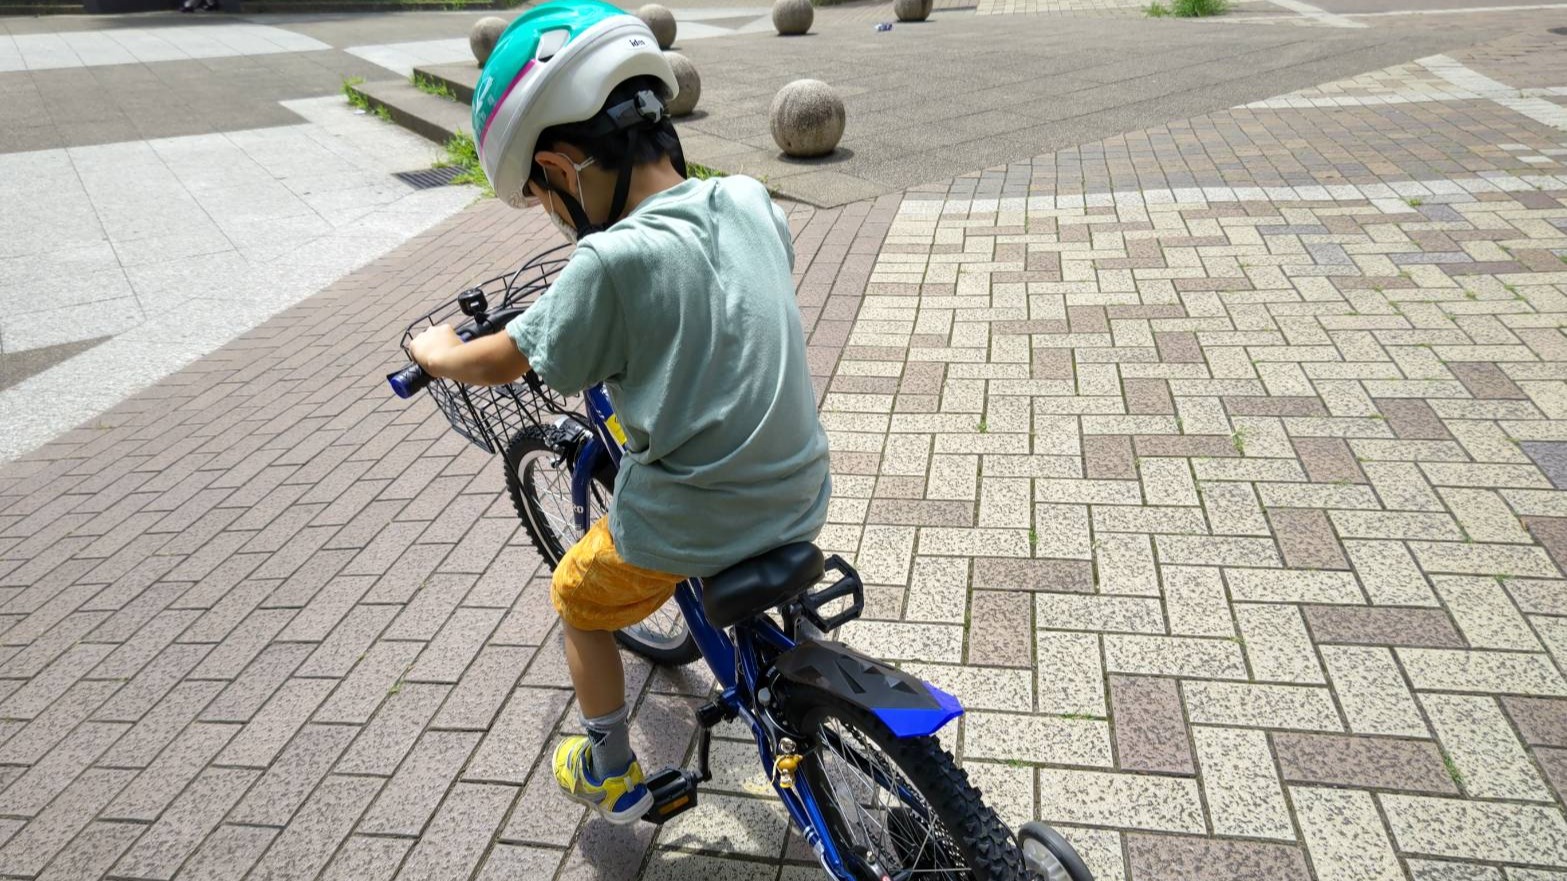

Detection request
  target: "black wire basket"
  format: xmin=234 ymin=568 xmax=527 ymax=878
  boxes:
xmin=398 ymin=245 xmax=575 ymax=454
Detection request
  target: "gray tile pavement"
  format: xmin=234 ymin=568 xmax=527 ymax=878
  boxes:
xmin=0 ymin=95 xmax=477 ymax=462
xmin=0 ymin=47 xmax=393 ymax=153
xmin=0 ymin=22 xmax=330 ymax=71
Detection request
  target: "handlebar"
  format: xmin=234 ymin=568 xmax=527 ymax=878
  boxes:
xmin=387 ymin=305 xmax=527 ymax=399
xmin=387 ymin=326 xmax=474 ymax=398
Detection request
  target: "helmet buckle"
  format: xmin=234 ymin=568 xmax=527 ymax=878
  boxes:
xmin=632 ymin=90 xmax=665 ymax=124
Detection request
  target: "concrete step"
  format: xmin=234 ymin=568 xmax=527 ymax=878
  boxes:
xmin=347 ymin=79 xmax=470 ymax=146
xmin=413 ymin=63 xmax=481 ymax=107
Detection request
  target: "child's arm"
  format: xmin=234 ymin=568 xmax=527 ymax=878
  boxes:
xmin=410 ymin=324 xmax=531 ymax=387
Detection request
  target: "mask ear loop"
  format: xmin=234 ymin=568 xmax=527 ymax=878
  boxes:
xmin=538 ymin=155 xmax=601 ymax=238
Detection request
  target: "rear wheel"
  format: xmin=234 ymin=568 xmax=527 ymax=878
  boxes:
xmin=783 ymin=685 xmax=1027 ymax=881
xmin=504 ymin=425 xmax=699 ymax=665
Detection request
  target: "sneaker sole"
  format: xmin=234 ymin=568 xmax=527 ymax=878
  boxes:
xmin=562 ymin=786 xmax=653 ymax=826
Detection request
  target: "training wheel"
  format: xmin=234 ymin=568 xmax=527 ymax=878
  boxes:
xmin=1019 ymin=821 xmax=1094 ymax=881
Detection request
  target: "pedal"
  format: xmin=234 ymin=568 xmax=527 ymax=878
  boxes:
xmin=642 ymin=768 xmax=700 ymax=824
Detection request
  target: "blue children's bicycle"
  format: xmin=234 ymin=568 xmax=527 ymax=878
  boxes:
xmin=389 ymin=247 xmax=1093 ymax=881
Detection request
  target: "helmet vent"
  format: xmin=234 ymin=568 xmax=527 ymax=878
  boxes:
xmin=537 ymin=28 xmax=569 ymax=61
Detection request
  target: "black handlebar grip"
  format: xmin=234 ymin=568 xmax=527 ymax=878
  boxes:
xmin=388 ymin=325 xmax=484 ymax=399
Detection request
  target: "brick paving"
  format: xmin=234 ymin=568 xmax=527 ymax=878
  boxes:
xmin=8 ymin=12 xmax=1567 ymax=881
xmin=0 ymin=189 xmax=891 ymax=880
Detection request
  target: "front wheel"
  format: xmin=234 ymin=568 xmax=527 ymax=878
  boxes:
xmin=503 ymin=425 xmax=699 ymax=666
xmin=783 ymin=685 xmax=1029 ymax=881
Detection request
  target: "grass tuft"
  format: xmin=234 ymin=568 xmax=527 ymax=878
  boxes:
xmin=437 ymin=132 xmax=495 ymax=198
xmin=342 ymin=76 xmax=369 ymax=112
xmin=1146 ymin=0 xmax=1226 ymax=16
xmin=687 ymin=162 xmax=728 ymax=181
xmin=1442 ymin=750 xmax=1465 ymax=791
xmin=411 ymin=71 xmax=459 ymax=102
xmin=342 ymin=76 xmax=394 ymax=124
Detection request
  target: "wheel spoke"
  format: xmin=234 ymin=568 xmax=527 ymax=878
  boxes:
xmin=807 ymin=717 xmax=970 ymax=879
xmin=521 ymin=452 xmax=584 ymax=555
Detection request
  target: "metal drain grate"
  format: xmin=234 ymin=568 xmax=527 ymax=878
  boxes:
xmin=393 ymin=166 xmax=464 ymax=190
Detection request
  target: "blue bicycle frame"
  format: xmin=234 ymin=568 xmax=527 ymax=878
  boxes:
xmin=565 ymin=383 xmax=963 ymax=880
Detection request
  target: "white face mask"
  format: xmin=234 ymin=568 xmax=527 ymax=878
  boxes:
xmin=545 ymin=190 xmax=577 ymax=244
xmin=542 ymin=153 xmax=595 ymax=243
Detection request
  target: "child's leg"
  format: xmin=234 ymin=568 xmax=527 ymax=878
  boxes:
xmin=562 ymin=621 xmax=634 ymax=779
xmin=562 ymin=621 xmax=624 ymax=717
xmin=549 ymin=518 xmax=679 ymax=820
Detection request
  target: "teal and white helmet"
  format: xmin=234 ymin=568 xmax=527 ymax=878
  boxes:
xmin=472 ymin=0 xmax=680 ymax=209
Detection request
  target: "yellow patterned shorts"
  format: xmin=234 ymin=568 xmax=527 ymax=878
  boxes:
xmin=551 ymin=518 xmax=681 ymax=631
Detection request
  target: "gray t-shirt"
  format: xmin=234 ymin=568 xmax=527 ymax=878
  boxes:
xmin=507 ymin=175 xmax=830 ymax=576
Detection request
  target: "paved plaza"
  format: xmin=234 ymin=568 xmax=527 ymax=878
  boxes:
xmin=9 ymin=0 xmax=1567 ymax=879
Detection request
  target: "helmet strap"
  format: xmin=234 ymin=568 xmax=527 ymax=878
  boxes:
xmin=671 ymin=129 xmax=688 ymax=180
xmin=606 ymin=129 xmax=639 ymax=227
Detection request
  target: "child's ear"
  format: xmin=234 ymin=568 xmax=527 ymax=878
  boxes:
xmin=534 ymin=151 xmax=565 ymax=182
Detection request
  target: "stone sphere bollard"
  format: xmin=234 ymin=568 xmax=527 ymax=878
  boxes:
xmin=893 ymin=0 xmax=933 ymax=20
xmin=770 ymin=79 xmax=845 ymax=158
xmin=637 ymin=4 xmax=677 ymax=49
xmin=772 ymin=0 xmax=813 ymax=35
xmin=664 ymin=52 xmax=701 ymax=117
xmin=470 ymin=16 xmax=507 ymax=65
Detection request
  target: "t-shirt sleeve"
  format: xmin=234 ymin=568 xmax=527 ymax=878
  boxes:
xmin=770 ymin=198 xmax=795 ymax=271
xmin=506 ymin=246 xmax=627 ymax=395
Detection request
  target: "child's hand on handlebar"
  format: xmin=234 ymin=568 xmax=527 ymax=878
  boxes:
xmin=410 ymin=324 xmax=464 ymax=373
xmin=407 ymin=322 xmax=532 ymax=388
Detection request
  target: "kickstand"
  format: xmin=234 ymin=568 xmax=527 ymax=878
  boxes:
xmin=694 ymin=725 xmax=714 ymax=783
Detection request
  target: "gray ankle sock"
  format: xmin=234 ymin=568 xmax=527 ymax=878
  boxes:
xmin=583 ymin=705 xmax=634 ymax=781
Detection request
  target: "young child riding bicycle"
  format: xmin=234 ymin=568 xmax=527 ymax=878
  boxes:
xmin=408 ymin=0 xmax=831 ymax=825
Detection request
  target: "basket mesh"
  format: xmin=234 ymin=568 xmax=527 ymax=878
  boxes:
xmin=398 ymin=246 xmax=574 ymax=454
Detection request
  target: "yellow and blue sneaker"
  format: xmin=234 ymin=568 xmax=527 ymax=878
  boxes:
xmin=553 ymin=736 xmax=652 ymax=825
